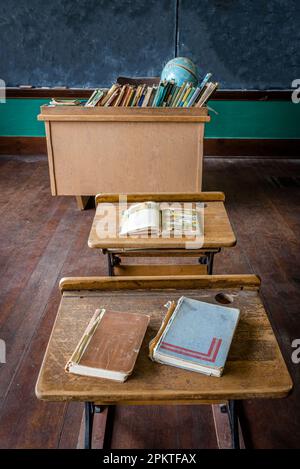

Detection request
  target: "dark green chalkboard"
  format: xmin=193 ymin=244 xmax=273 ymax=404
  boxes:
xmin=179 ymin=0 xmax=300 ymax=89
xmin=1 ymin=0 xmax=299 ymax=89
xmin=0 ymin=0 xmax=176 ymax=87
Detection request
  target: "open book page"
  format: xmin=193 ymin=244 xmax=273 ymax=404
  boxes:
xmin=161 ymin=206 xmax=201 ymax=236
xmin=120 ymin=202 xmax=160 ymax=236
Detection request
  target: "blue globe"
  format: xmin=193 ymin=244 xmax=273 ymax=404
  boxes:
xmin=161 ymin=57 xmax=199 ymax=87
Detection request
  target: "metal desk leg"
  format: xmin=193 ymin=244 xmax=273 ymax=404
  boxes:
xmin=198 ymin=250 xmax=220 ymax=275
xmin=107 ymin=252 xmax=121 ymax=276
xmin=84 ymin=403 xmax=107 ymax=449
xmin=84 ymin=402 xmax=94 ymax=449
xmin=107 ymin=252 xmax=114 ymax=276
xmin=228 ymin=400 xmax=240 ymax=449
xmin=207 ymin=252 xmax=215 ymax=275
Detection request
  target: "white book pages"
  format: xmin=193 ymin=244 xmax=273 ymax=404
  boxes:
xmin=120 ymin=202 xmax=160 ymax=236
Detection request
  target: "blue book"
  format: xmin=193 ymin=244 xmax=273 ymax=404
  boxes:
xmin=150 ymin=296 xmax=240 ymax=377
xmin=199 ymin=72 xmax=212 ymax=90
xmin=137 ymin=93 xmax=145 ymax=107
xmin=152 ymin=81 xmax=164 ymax=107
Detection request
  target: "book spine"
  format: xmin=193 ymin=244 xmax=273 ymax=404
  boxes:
xmin=172 ymin=82 xmax=187 ymax=107
xmin=183 ymin=86 xmax=195 ymax=107
xmin=65 ymin=308 xmax=106 ymax=371
xmin=148 ymin=301 xmax=177 ymax=360
xmin=179 ymin=83 xmax=192 ymax=107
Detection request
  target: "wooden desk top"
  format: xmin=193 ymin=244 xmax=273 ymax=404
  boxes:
xmin=35 ymin=276 xmax=292 ymax=405
xmin=88 ymin=193 xmax=236 ymax=250
xmin=38 ymin=106 xmax=210 ymax=123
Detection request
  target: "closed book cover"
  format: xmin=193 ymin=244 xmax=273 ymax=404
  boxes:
xmin=66 ymin=309 xmax=150 ymax=382
xmin=150 ymin=296 xmax=240 ymax=377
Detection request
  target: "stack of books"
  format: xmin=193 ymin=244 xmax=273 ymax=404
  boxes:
xmin=84 ymin=73 xmax=218 ymax=108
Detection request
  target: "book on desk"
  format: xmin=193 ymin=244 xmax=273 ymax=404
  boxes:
xmin=119 ymin=200 xmax=202 ymax=237
xmin=149 ymin=296 xmax=240 ymax=377
xmin=65 ymin=308 xmax=150 ymax=382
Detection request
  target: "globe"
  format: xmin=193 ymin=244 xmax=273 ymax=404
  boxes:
xmin=161 ymin=57 xmax=199 ymax=87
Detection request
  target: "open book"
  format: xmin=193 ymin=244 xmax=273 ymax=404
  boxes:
xmin=120 ymin=201 xmax=202 ymax=237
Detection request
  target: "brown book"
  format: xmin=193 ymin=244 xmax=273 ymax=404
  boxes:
xmin=65 ymin=309 xmax=150 ymax=382
xmin=119 ymin=85 xmax=130 ymax=106
xmin=114 ymin=85 xmax=127 ymax=106
xmin=101 ymin=84 xmax=120 ymax=106
xmin=131 ymin=84 xmax=143 ymax=106
xmin=122 ymin=86 xmax=132 ymax=107
xmin=126 ymin=87 xmax=136 ymax=106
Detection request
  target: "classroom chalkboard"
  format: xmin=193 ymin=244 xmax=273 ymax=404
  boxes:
xmin=1 ymin=0 xmax=299 ymax=89
xmin=179 ymin=0 xmax=300 ymax=90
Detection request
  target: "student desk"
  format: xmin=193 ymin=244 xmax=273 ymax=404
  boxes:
xmin=88 ymin=192 xmax=236 ymax=276
xmin=35 ymin=275 xmax=292 ymax=449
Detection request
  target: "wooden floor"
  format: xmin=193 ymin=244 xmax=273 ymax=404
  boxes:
xmin=0 ymin=154 xmax=299 ymax=449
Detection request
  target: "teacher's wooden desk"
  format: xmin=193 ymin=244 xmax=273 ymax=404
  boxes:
xmin=38 ymin=106 xmax=210 ymax=210
xmin=35 ymin=275 xmax=292 ymax=449
xmin=88 ymin=192 xmax=236 ymax=276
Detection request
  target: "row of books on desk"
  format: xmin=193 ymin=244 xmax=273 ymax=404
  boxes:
xmin=85 ymin=80 xmax=218 ymax=108
xmin=49 ymin=75 xmax=218 ymax=108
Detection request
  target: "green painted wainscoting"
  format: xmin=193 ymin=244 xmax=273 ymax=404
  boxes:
xmin=1 ymin=99 xmax=300 ymax=139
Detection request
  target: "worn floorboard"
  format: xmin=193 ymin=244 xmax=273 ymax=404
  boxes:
xmin=0 ymin=155 xmax=299 ymax=448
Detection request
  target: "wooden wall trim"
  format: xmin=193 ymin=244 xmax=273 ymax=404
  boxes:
xmin=214 ymin=90 xmax=292 ymax=101
xmin=0 ymin=136 xmax=47 ymax=155
xmin=204 ymin=139 xmax=300 ymax=157
xmin=0 ymin=136 xmax=299 ymax=157
xmin=5 ymin=88 xmax=292 ymax=101
xmin=6 ymin=88 xmax=93 ymax=99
